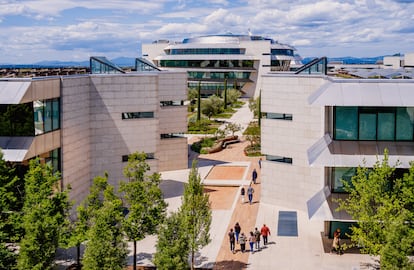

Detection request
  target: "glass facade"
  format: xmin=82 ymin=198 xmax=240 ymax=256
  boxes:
xmin=44 ymin=148 xmax=61 ymax=173
xmin=188 ymin=71 xmax=251 ymax=80
xmin=0 ymin=103 xmax=34 ymax=136
xmin=271 ymin=49 xmax=294 ymax=56
xmin=160 ymin=101 xmax=184 ymax=107
xmin=334 ymin=107 xmax=414 ymax=141
xmin=167 ymin=48 xmax=245 ymax=55
xmin=329 ymin=221 xmax=354 ymax=239
xmin=90 ymin=56 xmax=125 ymax=74
xmin=159 ymin=60 xmax=254 ymax=69
xmin=34 ymin=98 xmax=60 ymax=135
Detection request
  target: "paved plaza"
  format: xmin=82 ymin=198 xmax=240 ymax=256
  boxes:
xmin=129 ymin=100 xmax=378 ymax=270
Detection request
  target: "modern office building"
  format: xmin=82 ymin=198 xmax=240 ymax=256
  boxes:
xmin=260 ymin=59 xmax=414 ymax=238
xmin=0 ymin=70 xmax=188 ymax=204
xmin=142 ymin=34 xmax=302 ymax=97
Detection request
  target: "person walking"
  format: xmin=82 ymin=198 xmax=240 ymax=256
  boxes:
xmin=258 ymin=158 xmax=262 ymax=169
xmin=254 ymin=227 xmax=261 ymax=250
xmin=247 ymin=184 xmax=254 ymax=205
xmin=261 ymin=224 xmax=271 ymax=245
xmin=239 ymin=232 xmax=246 ymax=253
xmin=249 ymin=231 xmax=255 ymax=253
xmin=228 ymin=228 xmax=235 ymax=253
xmin=247 ymin=184 xmax=254 ymax=204
xmin=234 ymin=222 xmax=241 ymax=243
xmin=252 ymin=168 xmax=258 ymax=184
xmin=240 ymin=186 xmax=245 ymax=204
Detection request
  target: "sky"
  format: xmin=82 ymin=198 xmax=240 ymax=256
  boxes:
xmin=0 ymin=0 xmax=413 ymax=64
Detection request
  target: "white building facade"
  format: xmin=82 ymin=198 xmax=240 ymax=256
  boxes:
xmin=260 ymin=70 xmax=414 ymax=237
xmin=143 ymin=34 xmax=301 ymax=97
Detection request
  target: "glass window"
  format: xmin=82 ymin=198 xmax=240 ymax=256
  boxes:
xmin=335 ymin=107 xmax=358 ymax=140
xmin=396 ymin=107 xmax=414 ymax=140
xmin=52 ymin=99 xmax=60 ymax=130
xmin=329 ymin=221 xmax=355 ymax=239
xmin=332 ymin=167 xmax=356 ymax=193
xmin=377 ymin=112 xmax=395 ymax=140
xmin=264 ymin=113 xmax=292 ymax=120
xmin=0 ymin=103 xmax=34 ymax=136
xmin=122 ymin=112 xmax=154 ymax=119
xmin=33 ymin=100 xmax=44 ymax=135
xmin=44 ymin=100 xmax=53 ymax=132
xmin=335 ymin=107 xmax=414 ymax=141
xmin=266 ymin=155 xmax=292 ymax=164
xmin=359 ymin=113 xmax=377 ymax=140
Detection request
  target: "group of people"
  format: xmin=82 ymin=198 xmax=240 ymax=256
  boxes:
xmin=228 ymin=222 xmax=271 ymax=254
xmin=239 ymin=163 xmax=261 ymax=205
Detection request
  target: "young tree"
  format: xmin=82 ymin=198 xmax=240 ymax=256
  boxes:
xmin=0 ymin=151 xmax=23 ymax=269
xmin=338 ymin=150 xmax=414 ymax=269
xmin=120 ymin=152 xmax=167 ymax=270
xmin=181 ymin=161 xmax=211 ymax=270
xmin=17 ymin=158 xmax=70 ymax=270
xmin=224 ymin=122 xmax=242 ymax=137
xmin=153 ymin=211 xmax=189 ymax=270
xmin=222 ymin=89 xmax=241 ymax=106
xmin=248 ymin=96 xmax=260 ymax=120
xmin=201 ymin=95 xmax=223 ymax=118
xmin=81 ymin=174 xmax=127 ymax=270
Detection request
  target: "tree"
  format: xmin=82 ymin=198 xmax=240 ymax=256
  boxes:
xmin=181 ymin=161 xmax=211 ymax=270
xmin=223 ymin=78 xmax=228 ymax=109
xmin=244 ymin=122 xmax=261 ymax=147
xmin=338 ymin=150 xmax=414 ymax=269
xmin=248 ymin=96 xmax=260 ymax=120
xmin=0 ymin=150 xmax=23 ymax=269
xmin=201 ymin=95 xmax=223 ymax=118
xmin=153 ymin=211 xmax=189 ymax=270
xmin=17 ymin=158 xmax=70 ymax=270
xmin=222 ymin=88 xmax=241 ymax=106
xmin=120 ymin=152 xmax=167 ymax=270
xmin=224 ymin=122 xmax=241 ymax=137
xmin=197 ymin=82 xmax=201 ymax=122
xmin=81 ymin=174 xmax=127 ymax=270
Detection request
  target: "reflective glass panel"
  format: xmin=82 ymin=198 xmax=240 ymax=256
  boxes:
xmin=33 ymin=100 xmax=44 ymax=135
xmin=52 ymin=99 xmax=60 ymax=130
xmin=335 ymin=107 xmax=358 ymax=140
xmin=378 ymin=112 xmax=395 ymax=140
xmin=332 ymin=167 xmax=356 ymax=192
xmin=396 ymin=107 xmax=414 ymax=140
xmin=44 ymin=100 xmax=53 ymax=132
xmin=359 ymin=113 xmax=377 ymax=140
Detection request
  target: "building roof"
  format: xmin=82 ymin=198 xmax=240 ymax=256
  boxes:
xmin=0 ymin=80 xmax=31 ymax=104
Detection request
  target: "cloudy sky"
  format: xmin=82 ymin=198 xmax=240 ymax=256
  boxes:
xmin=0 ymin=0 xmax=413 ymax=64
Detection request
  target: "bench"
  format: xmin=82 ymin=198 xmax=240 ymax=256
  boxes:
xmin=222 ymin=139 xmax=240 ymax=148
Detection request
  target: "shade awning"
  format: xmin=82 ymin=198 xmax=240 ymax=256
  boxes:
xmin=309 ymin=80 xmax=414 ymax=106
xmin=0 ymin=137 xmax=34 ymax=162
xmin=0 ymin=81 xmax=32 ymax=104
xmin=307 ymin=186 xmax=353 ymax=221
xmin=308 ymin=134 xmax=414 ymax=168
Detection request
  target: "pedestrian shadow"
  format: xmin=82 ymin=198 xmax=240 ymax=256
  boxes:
xmin=213 ymin=260 xmax=249 ymax=269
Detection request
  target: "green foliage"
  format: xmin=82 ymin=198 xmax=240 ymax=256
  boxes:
xmin=0 ymin=242 xmax=16 ymax=270
xmin=224 ymin=122 xmax=241 ymax=136
xmin=153 ymin=211 xmax=190 ymax=270
xmin=221 ymin=89 xmax=241 ymax=105
xmin=17 ymin=159 xmax=70 ymax=270
xmin=0 ymin=150 xmax=24 ymax=244
xmin=81 ymin=174 xmax=127 ymax=270
xmin=248 ymin=97 xmax=260 ymax=119
xmin=190 ymin=137 xmax=216 ymax=153
xmin=120 ymin=152 xmax=167 ymax=269
xmin=244 ymin=121 xmax=261 ymax=147
xmin=181 ymin=161 xmax=211 ymax=270
xmin=187 ymin=116 xmax=220 ymax=134
xmin=201 ymin=95 xmax=224 ymax=118
xmin=188 ymin=88 xmax=198 ymax=101
xmin=338 ymin=150 xmax=414 ymax=269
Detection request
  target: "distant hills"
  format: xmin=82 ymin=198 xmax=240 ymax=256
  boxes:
xmin=1 ymin=56 xmax=390 ymax=68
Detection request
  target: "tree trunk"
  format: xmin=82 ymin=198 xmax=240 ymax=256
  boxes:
xmin=197 ymin=81 xmax=201 ymax=122
xmin=133 ymin=240 xmax=137 ymax=270
xmin=191 ymin=250 xmax=195 ymax=270
xmin=76 ymin=244 xmax=81 ymax=269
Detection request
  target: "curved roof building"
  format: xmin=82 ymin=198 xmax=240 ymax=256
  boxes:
xmin=143 ymin=34 xmax=302 ymax=97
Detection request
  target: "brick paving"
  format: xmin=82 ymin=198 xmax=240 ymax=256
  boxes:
xmin=190 ymin=138 xmax=263 ymax=270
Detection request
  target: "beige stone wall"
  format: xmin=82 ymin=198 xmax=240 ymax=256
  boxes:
xmin=61 ymin=76 xmax=92 ymax=205
xmin=158 ymin=137 xmax=188 ymax=171
xmin=260 ymin=74 xmax=326 ymax=210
